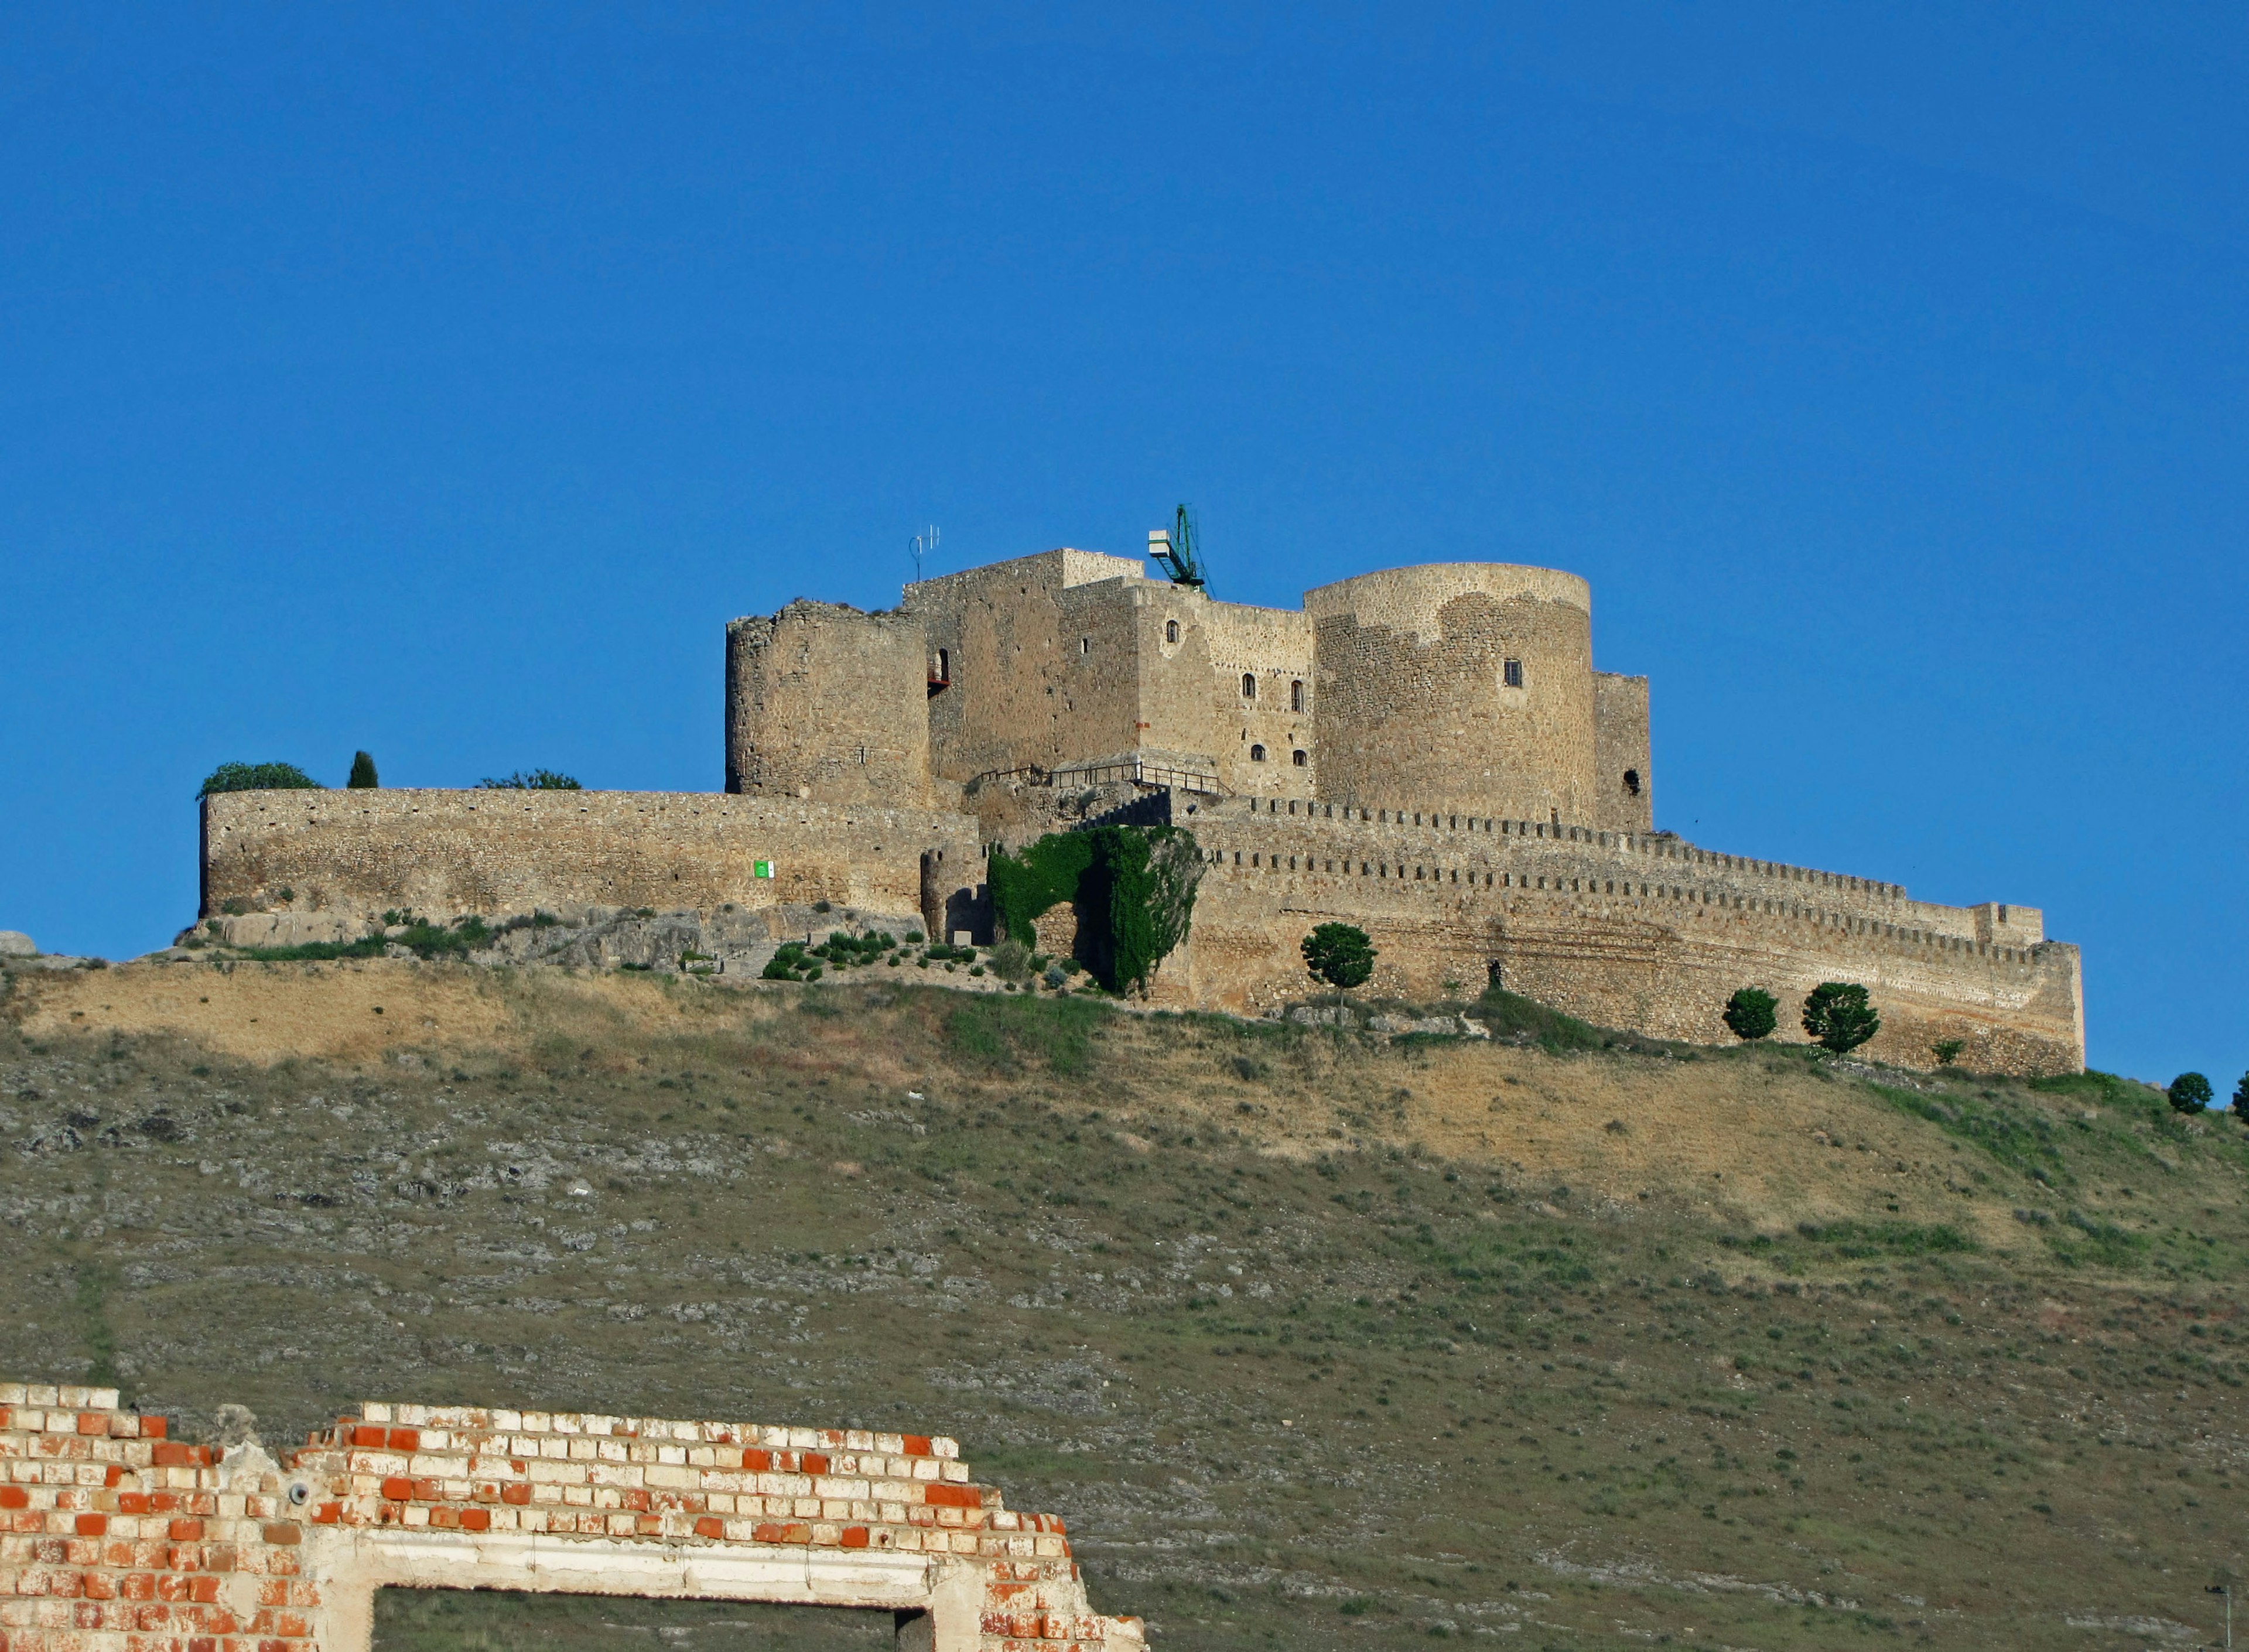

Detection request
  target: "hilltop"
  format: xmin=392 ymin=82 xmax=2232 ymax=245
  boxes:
xmin=1 ymin=959 xmax=2243 ymax=1650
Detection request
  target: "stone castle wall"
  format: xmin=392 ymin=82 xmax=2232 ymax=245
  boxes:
xmin=1308 ymin=567 xmax=1599 ymax=824
xmin=1158 ymin=797 xmax=2081 ymax=1076
xmin=201 ymin=791 xmax=981 ymax=933
xmin=0 ymin=1382 xmax=1140 ymax=1652
xmin=1591 ymin=672 xmax=1653 ymax=834
xmin=725 ymin=602 xmax=932 ymax=805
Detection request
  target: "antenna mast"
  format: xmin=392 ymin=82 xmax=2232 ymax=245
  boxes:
xmin=909 ymin=524 xmax=939 ymax=587
xmin=1146 ymin=503 xmax=1208 ymax=591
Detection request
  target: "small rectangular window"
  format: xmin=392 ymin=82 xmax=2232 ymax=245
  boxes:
xmin=1502 ymin=658 xmax=1523 ymax=688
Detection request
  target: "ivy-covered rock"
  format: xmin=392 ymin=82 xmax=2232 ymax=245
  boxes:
xmin=989 ymin=824 xmax=1202 ymax=996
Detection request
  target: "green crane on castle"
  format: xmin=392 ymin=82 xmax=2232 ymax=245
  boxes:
xmin=1147 ymin=504 xmax=1208 ymax=591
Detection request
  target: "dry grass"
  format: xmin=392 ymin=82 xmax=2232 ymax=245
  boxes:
xmin=3 ymin=962 xmax=2245 ymax=1651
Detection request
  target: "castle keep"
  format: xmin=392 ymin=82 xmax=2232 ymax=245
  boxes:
xmin=200 ymin=543 xmax=2084 ymax=1075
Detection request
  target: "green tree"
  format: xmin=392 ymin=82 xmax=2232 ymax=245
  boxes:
xmin=1801 ymin=982 xmax=1880 ymax=1055
xmin=347 ymin=751 xmax=379 ymax=789
xmin=2168 ymin=1072 xmax=2213 ymax=1114
xmin=1301 ymin=923 xmax=1376 ymax=1011
xmin=1932 ymin=1039 xmax=1966 ymax=1067
xmin=476 ymin=769 xmax=582 ymax=790
xmin=1721 ymin=987 xmax=1777 ymax=1041
xmin=198 ymin=761 xmax=320 ymax=796
xmin=2233 ymin=1072 xmax=2249 ymax=1121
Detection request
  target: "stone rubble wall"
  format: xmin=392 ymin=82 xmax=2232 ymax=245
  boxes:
xmin=0 ymin=1383 xmax=1141 ymax=1652
xmin=200 ymin=792 xmax=982 ymax=933
xmin=1160 ymin=798 xmax=2081 ymax=1076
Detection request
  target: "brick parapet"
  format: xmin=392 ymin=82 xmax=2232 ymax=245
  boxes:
xmin=0 ymin=1384 xmax=1139 ymax=1652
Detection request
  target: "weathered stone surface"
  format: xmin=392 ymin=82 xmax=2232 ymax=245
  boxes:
xmin=0 ymin=929 xmax=33 ymax=956
xmin=0 ymin=1383 xmax=1143 ymax=1652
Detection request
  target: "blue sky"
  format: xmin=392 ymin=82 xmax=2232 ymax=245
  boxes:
xmin=2 ymin=4 xmax=2242 ymax=1089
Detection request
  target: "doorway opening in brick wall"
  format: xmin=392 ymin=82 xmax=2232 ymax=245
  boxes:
xmin=375 ymin=1588 xmax=897 ymax=1652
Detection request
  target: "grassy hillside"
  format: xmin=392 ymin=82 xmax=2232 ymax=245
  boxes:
xmin=2 ymin=959 xmax=2245 ymax=1650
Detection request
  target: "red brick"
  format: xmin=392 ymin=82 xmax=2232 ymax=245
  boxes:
xmin=459 ymin=1510 xmax=489 ymax=1533
xmin=742 ymin=1449 xmax=771 ymax=1472
xmin=839 ymin=1527 xmax=870 ymax=1549
xmin=119 ymin=1494 xmax=151 ymax=1516
xmin=151 ymin=1442 xmax=204 ymax=1468
xmin=802 ymin=1453 xmax=829 ymax=1475
xmin=500 ymin=1484 xmax=530 ymax=1507
xmin=429 ymin=1507 xmax=457 ymax=1530
xmin=693 ymin=1517 xmax=724 ymax=1540
xmin=0 ymin=1487 xmax=26 ymax=1510
xmin=380 ymin=1479 xmax=413 ymax=1502
xmin=924 ymin=1484 xmax=980 ymax=1509
xmin=261 ymin=1525 xmax=300 ymax=1547
xmin=142 ymin=1416 xmax=168 ymax=1439
xmin=169 ymin=1519 xmax=204 ymax=1541
xmin=76 ymin=1514 xmax=108 ymax=1537
xmin=78 ymin=1414 xmax=107 ymax=1436
xmin=188 ymin=1577 xmax=220 ymax=1605
xmin=350 ymin=1428 xmax=385 ymax=1449
xmin=313 ymin=1504 xmax=341 ymax=1525
xmin=189 ymin=1638 xmax=216 ymax=1652
xmin=386 ymin=1429 xmax=419 ymax=1452
xmin=903 ymin=1435 xmax=932 ymax=1455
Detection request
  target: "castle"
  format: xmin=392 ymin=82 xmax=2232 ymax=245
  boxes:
xmin=200 ymin=542 xmax=2084 ymax=1075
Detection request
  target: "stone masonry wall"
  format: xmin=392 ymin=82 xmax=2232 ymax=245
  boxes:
xmin=1591 ymin=672 xmax=1653 ymax=834
xmin=908 ymin=552 xmax=1149 ymax=786
xmin=1157 ymin=798 xmax=2081 ymax=1076
xmin=1307 ymin=567 xmax=1599 ymax=823
xmin=0 ymin=1382 xmax=1140 ymax=1652
xmin=725 ymin=603 xmax=932 ymax=806
xmin=201 ymin=792 xmax=982 ymax=933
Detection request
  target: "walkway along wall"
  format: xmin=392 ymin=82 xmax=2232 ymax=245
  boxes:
xmin=1156 ymin=797 xmax=2083 ymax=1077
xmin=201 ymin=791 xmax=983 ymax=933
xmin=0 ymin=1383 xmax=1142 ymax=1652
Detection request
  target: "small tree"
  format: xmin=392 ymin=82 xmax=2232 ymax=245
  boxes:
xmin=1301 ymin=922 xmax=1376 ymax=1013
xmin=2168 ymin=1072 xmax=2213 ymax=1114
xmin=1721 ymin=987 xmax=1777 ymax=1041
xmin=347 ymin=751 xmax=379 ymax=789
xmin=1932 ymin=1038 xmax=1966 ymax=1067
xmin=198 ymin=761 xmax=321 ymax=796
xmin=477 ymin=769 xmax=582 ymax=791
xmin=1801 ymin=982 xmax=1880 ymax=1055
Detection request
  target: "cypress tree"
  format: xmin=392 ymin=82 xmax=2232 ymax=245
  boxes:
xmin=347 ymin=751 xmax=379 ymax=789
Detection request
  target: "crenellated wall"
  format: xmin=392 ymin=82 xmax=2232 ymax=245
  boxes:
xmin=1154 ymin=798 xmax=2081 ymax=1076
xmin=0 ymin=1383 xmax=1141 ymax=1652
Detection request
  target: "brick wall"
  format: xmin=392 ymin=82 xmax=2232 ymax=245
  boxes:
xmin=0 ymin=1383 xmax=1141 ymax=1652
xmin=200 ymin=792 xmax=982 ymax=932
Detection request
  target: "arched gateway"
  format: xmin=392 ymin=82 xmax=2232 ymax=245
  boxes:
xmin=0 ymin=1383 xmax=1142 ymax=1652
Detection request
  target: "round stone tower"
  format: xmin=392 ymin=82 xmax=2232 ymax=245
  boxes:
xmin=1305 ymin=563 xmax=1597 ymax=822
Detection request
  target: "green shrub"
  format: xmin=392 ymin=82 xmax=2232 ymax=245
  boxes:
xmin=1301 ymin=923 xmax=1376 ymax=1000
xmin=1721 ymin=987 xmax=1776 ymax=1041
xmin=199 ymin=762 xmax=320 ymax=796
xmin=347 ymin=751 xmax=379 ymax=789
xmin=987 ymin=937 xmax=1034 ymax=982
xmin=2235 ymin=1072 xmax=2249 ymax=1121
xmin=476 ymin=769 xmax=581 ymax=790
xmin=1802 ymin=982 xmax=1880 ymax=1055
xmin=1932 ymin=1038 xmax=1966 ymax=1066
xmin=2168 ymin=1072 xmax=2213 ymax=1114
xmin=1473 ymin=986 xmax=1625 ymax=1053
